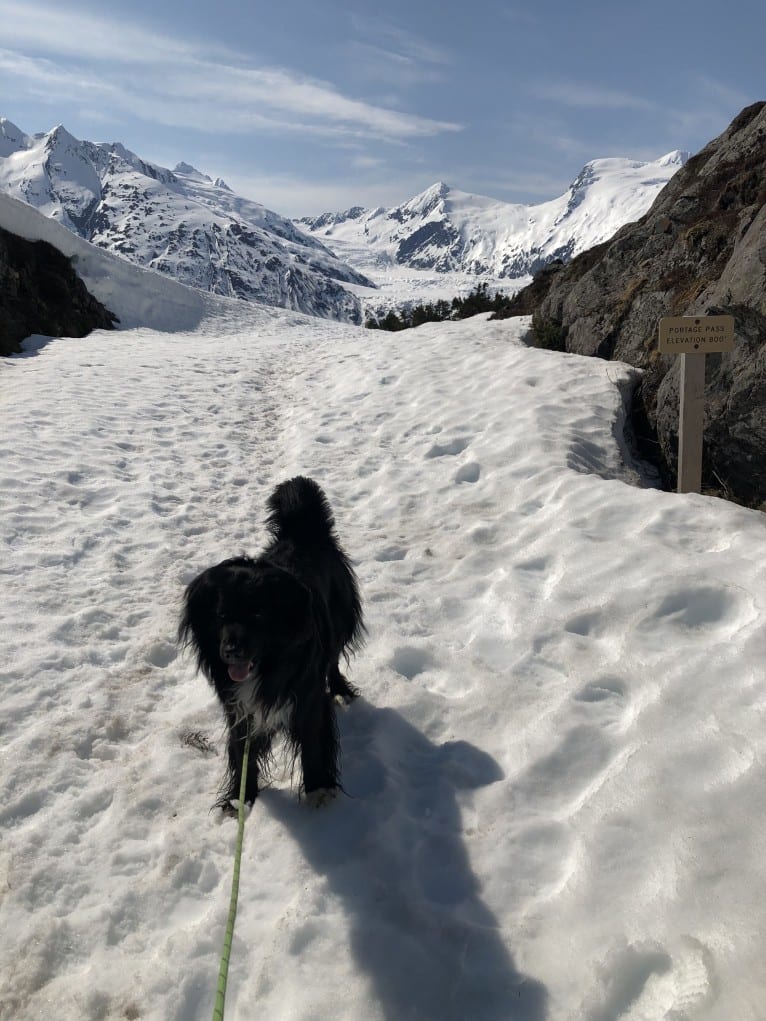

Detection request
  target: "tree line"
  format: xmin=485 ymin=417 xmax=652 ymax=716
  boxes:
xmin=365 ymin=282 xmax=511 ymax=332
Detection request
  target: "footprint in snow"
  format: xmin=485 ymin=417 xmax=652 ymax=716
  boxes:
xmin=425 ymin=437 xmax=471 ymax=458
xmin=564 ymin=610 xmax=609 ymax=639
xmin=375 ymin=546 xmax=407 ymax=562
xmin=389 ymin=645 xmax=434 ymax=679
xmin=639 ymin=583 xmax=752 ymax=636
xmin=455 ymin=462 xmax=481 ymax=484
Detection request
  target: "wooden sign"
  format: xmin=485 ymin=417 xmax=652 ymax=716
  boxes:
xmin=658 ymin=315 xmax=735 ymax=354
xmin=657 ymin=315 xmax=736 ymax=494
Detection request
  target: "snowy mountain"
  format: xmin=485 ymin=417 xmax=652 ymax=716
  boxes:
xmin=298 ymin=152 xmax=689 ymax=280
xmin=0 ymin=118 xmax=373 ymax=323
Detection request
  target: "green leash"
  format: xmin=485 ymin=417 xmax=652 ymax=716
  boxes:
xmin=212 ymin=720 xmax=252 ymax=1021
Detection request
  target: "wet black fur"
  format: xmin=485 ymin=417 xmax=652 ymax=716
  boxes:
xmin=179 ymin=477 xmax=364 ymax=808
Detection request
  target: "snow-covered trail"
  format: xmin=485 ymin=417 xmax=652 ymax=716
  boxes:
xmin=2 ymin=310 xmax=766 ymax=1021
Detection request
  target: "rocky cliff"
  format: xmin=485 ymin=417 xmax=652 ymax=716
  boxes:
xmin=497 ymin=102 xmax=766 ymax=508
xmin=0 ymin=225 xmax=116 ymax=355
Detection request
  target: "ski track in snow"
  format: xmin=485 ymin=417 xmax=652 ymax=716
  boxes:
xmin=1 ymin=310 xmax=766 ymax=1021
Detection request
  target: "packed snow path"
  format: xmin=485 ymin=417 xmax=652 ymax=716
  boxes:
xmin=1 ymin=308 xmax=765 ymax=1020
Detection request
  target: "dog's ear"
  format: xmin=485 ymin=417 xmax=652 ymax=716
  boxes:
xmin=178 ymin=569 xmax=217 ymax=648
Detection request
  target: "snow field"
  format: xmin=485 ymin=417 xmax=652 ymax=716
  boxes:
xmin=1 ymin=309 xmax=765 ymax=1020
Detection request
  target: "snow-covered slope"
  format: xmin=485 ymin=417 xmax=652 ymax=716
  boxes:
xmin=298 ymin=152 xmax=689 ymax=279
xmin=0 ymin=189 xmax=210 ymax=334
xmin=2 ymin=291 xmax=766 ymax=1018
xmin=0 ymin=118 xmax=372 ymax=322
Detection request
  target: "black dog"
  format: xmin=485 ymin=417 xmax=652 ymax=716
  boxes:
xmin=179 ymin=477 xmax=364 ymax=809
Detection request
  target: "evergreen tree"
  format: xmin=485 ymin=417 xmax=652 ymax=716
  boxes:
xmin=364 ymin=282 xmax=512 ymax=332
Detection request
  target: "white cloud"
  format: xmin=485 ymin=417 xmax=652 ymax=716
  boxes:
xmin=0 ymin=1 xmax=210 ymax=65
xmin=0 ymin=48 xmax=106 ymax=94
xmin=0 ymin=0 xmax=462 ymax=143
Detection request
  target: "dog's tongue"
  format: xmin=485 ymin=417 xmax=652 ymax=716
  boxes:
xmin=227 ymin=662 xmax=251 ymax=683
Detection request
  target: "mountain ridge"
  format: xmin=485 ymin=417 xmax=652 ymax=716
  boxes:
xmin=0 ymin=117 xmax=372 ymax=323
xmin=297 ymin=151 xmax=689 ymax=281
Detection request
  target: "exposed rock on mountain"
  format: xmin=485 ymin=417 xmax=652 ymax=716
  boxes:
xmin=0 ymin=119 xmax=372 ymax=323
xmin=497 ymin=102 xmax=766 ymax=508
xmin=0 ymin=224 xmax=116 ymax=356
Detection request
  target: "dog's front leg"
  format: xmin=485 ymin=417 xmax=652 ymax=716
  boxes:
xmin=217 ymin=716 xmax=263 ymax=810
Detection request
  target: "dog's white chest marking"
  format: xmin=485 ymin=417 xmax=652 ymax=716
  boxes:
xmin=234 ymin=679 xmax=294 ymax=735
xmin=251 ymin=701 xmax=294 ymax=735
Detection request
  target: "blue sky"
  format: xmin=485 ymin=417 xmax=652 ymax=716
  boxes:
xmin=0 ymin=0 xmax=763 ymax=216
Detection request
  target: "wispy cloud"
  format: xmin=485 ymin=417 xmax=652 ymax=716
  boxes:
xmin=533 ymin=81 xmax=657 ymax=112
xmin=506 ymin=110 xmax=607 ymax=161
xmin=0 ymin=1 xmax=216 ymax=65
xmin=0 ymin=48 xmax=102 ymax=93
xmin=351 ymin=154 xmax=386 ymax=170
xmin=346 ymin=14 xmax=454 ymax=88
xmin=665 ymin=75 xmax=753 ymax=139
xmin=346 ymin=41 xmax=447 ymax=88
xmin=349 ymin=15 xmax=453 ymax=68
xmin=530 ymin=74 xmax=751 ymax=148
xmin=0 ymin=0 xmax=462 ymax=142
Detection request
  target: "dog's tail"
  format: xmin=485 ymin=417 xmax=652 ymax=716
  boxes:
xmin=265 ymin=476 xmax=337 ymax=544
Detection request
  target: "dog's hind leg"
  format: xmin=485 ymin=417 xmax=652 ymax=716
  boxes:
xmin=297 ymin=692 xmax=340 ymax=800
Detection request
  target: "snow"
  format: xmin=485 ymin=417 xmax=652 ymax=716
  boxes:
xmin=2 ymin=211 xmax=766 ymax=1020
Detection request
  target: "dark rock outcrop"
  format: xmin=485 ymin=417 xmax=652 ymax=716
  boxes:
xmin=496 ymin=102 xmax=766 ymax=508
xmin=0 ymin=225 xmax=117 ymax=355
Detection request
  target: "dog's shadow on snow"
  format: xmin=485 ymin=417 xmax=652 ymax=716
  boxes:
xmin=261 ymin=699 xmax=548 ymax=1021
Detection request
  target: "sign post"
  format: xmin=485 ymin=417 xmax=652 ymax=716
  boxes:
xmin=658 ymin=315 xmax=735 ymax=494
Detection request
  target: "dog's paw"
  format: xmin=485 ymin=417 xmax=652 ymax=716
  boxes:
xmin=304 ymin=787 xmax=337 ymax=809
xmin=220 ymin=798 xmax=254 ymax=820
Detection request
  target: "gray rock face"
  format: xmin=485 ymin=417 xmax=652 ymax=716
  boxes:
xmin=499 ymin=102 xmax=766 ymax=508
xmin=0 ymin=225 xmax=116 ymax=355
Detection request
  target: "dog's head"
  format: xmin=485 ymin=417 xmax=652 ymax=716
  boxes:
xmin=180 ymin=558 xmax=315 ymax=685
xmin=215 ymin=564 xmax=315 ymax=682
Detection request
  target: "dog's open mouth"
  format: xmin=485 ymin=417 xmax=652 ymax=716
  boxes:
xmin=227 ymin=661 xmax=255 ymax=684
